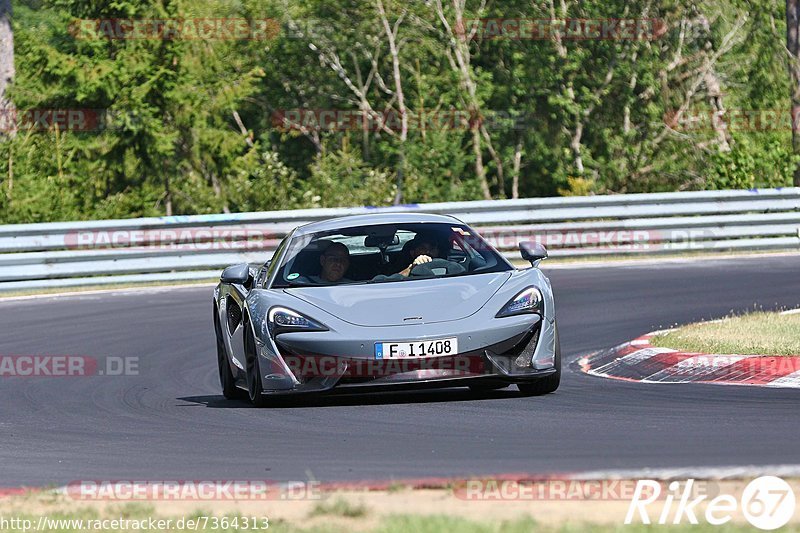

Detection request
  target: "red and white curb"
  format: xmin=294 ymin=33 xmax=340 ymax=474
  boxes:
xmin=578 ymin=332 xmax=800 ymax=388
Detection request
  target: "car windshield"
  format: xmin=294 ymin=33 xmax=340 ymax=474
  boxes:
xmin=272 ymin=222 xmax=512 ymax=288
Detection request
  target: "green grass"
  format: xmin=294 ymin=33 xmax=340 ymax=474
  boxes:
xmin=652 ymin=311 xmax=800 ymax=356
xmin=309 ymin=497 xmax=369 ymax=518
xmin=1 ymin=497 xmax=799 ymax=533
xmin=374 ymin=516 xmax=800 ymax=533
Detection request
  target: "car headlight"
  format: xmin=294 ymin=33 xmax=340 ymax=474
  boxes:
xmin=267 ymin=307 xmax=328 ymax=335
xmin=496 ymin=287 xmax=544 ymax=318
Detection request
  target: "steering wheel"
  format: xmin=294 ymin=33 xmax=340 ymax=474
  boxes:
xmin=409 ymin=258 xmax=466 ymax=278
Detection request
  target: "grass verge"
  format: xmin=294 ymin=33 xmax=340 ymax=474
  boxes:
xmin=2 ymin=486 xmax=800 ymax=532
xmin=309 ymin=498 xmax=369 ymax=518
xmin=651 ymin=311 xmax=800 ymax=356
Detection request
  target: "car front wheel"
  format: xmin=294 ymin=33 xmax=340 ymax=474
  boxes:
xmin=244 ymin=318 xmax=271 ymax=408
xmin=215 ymin=307 xmax=245 ymax=400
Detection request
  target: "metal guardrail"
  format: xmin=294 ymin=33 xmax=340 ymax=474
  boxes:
xmin=0 ymin=188 xmax=799 ymax=291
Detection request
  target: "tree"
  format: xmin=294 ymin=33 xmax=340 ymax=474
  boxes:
xmin=0 ymin=0 xmax=12 ymax=200
xmin=0 ymin=0 xmax=795 ymax=223
xmin=787 ymin=0 xmax=800 ymax=185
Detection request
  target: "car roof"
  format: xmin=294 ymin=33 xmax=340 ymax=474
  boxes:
xmin=294 ymin=212 xmax=464 ymax=236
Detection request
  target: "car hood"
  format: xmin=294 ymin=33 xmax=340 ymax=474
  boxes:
xmin=284 ymin=272 xmax=512 ymax=327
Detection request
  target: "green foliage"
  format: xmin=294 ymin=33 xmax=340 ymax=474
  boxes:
xmin=402 ymin=131 xmax=480 ymax=203
xmin=304 ymin=141 xmax=395 ymax=208
xmin=705 ymin=134 xmax=799 ymax=190
xmin=557 ymin=176 xmax=595 ymax=197
xmin=0 ymin=0 xmax=796 ymax=223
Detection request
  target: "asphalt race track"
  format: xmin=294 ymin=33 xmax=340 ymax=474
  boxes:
xmin=2 ymin=255 xmax=800 ymax=486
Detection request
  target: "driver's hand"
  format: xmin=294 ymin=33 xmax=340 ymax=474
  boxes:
xmin=400 ymin=255 xmax=433 ymax=277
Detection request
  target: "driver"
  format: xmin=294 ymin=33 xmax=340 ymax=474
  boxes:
xmin=311 ymin=242 xmax=353 ymax=283
xmin=398 ymin=235 xmax=440 ymax=277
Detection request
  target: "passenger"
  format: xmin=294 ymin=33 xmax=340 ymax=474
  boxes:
xmin=312 ymin=242 xmax=353 ymax=283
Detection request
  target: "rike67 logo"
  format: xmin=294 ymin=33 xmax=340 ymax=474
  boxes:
xmin=625 ymin=476 xmax=796 ymax=530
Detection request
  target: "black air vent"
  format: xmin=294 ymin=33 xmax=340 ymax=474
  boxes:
xmin=226 ymin=296 xmax=242 ymax=334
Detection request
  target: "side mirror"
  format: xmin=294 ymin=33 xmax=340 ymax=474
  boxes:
xmin=220 ymin=263 xmax=250 ymax=285
xmin=519 ymin=242 xmax=548 ymax=266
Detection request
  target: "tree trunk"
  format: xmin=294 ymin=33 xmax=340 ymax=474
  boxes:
xmin=376 ymin=0 xmax=407 ymax=205
xmin=209 ymin=171 xmax=230 ymax=214
xmin=0 ymin=0 xmax=13 ymax=183
xmin=570 ymin=122 xmax=585 ymax=175
xmin=164 ymin=175 xmax=173 ymax=216
xmin=434 ymin=0 xmax=495 ymax=199
xmin=0 ymin=0 xmax=13 ymax=115
xmin=511 ymin=136 xmax=523 ymax=199
xmin=393 ymin=150 xmax=404 ymax=205
xmin=472 ymin=126 xmax=491 ymax=199
xmin=787 ymin=0 xmax=800 ymax=185
xmin=705 ymin=70 xmax=731 ymax=152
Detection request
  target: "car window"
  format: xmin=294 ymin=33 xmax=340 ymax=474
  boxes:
xmin=271 ymin=222 xmax=511 ymax=288
xmin=327 ymin=234 xmax=373 ymax=255
xmin=262 ymin=235 xmax=290 ymax=287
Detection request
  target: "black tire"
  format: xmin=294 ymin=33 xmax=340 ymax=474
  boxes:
xmin=517 ymin=323 xmax=561 ymax=396
xmin=244 ymin=317 xmax=271 ymax=408
xmin=214 ymin=307 xmax=245 ymax=400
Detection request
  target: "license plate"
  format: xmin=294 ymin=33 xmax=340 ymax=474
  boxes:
xmin=375 ymin=337 xmax=458 ymax=359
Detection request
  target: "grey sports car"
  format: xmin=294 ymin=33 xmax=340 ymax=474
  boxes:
xmin=213 ymin=213 xmax=560 ymax=406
